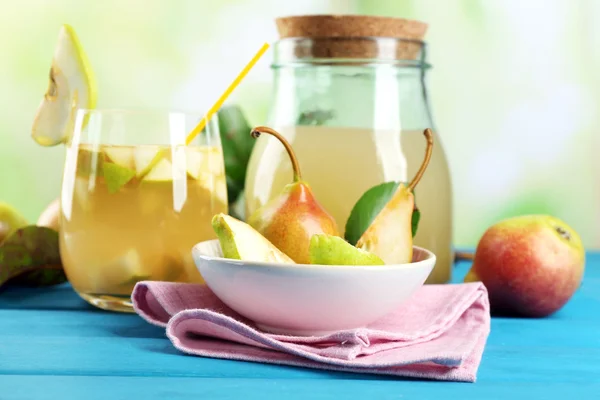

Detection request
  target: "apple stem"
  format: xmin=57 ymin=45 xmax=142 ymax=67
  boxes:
xmin=408 ymin=128 xmax=434 ymax=192
xmin=455 ymin=251 xmax=475 ymax=262
xmin=251 ymin=126 xmax=302 ymax=182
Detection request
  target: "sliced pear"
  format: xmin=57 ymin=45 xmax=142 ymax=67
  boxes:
xmin=213 ymin=176 xmax=228 ymax=205
xmin=32 ymin=24 xmax=97 ymax=146
xmin=356 ymin=183 xmax=414 ymax=264
xmin=184 ymin=147 xmax=204 ymax=179
xmin=102 ymin=162 xmax=136 ymax=194
xmin=134 ymin=147 xmax=166 ymax=178
xmin=73 ymin=177 xmax=93 ymax=211
xmin=212 ymin=213 xmax=294 ymax=263
xmin=0 ymin=202 xmax=28 ymax=243
xmin=309 ymin=234 xmax=384 ymax=266
xmin=185 ymin=147 xmax=225 ymax=180
xmin=142 ymin=158 xmax=173 ymax=182
xmin=98 ymin=249 xmax=149 ymax=288
xmin=104 ymin=147 xmax=134 ymax=169
xmin=76 ymin=148 xmax=103 ymax=178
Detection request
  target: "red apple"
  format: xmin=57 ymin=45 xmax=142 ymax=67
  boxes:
xmin=464 ymin=214 xmax=585 ymax=317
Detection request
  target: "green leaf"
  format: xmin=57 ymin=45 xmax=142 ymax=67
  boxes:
xmin=412 ymin=207 xmax=421 ymax=238
xmin=217 ymin=105 xmax=255 ymax=206
xmin=344 ymin=181 xmax=421 ymax=245
xmin=0 ymin=225 xmax=67 ymax=288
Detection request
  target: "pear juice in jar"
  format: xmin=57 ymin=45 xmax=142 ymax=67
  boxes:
xmin=245 ymin=125 xmax=453 ymax=283
xmin=59 ymin=143 xmax=228 ymax=309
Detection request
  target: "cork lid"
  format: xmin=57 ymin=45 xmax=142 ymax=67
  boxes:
xmin=274 ymin=15 xmax=427 ymax=61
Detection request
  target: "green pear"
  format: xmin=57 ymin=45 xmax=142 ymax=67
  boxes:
xmin=309 ymin=234 xmax=384 ymax=266
xmin=211 ymin=213 xmax=294 ymax=264
xmin=0 ymin=202 xmax=29 ymax=244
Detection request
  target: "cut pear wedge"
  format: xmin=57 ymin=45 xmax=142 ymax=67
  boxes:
xmin=212 ymin=213 xmax=294 ymax=264
xmin=185 ymin=147 xmax=225 ymax=180
xmin=102 ymin=162 xmax=136 ymax=194
xmin=32 ymin=24 xmax=97 ymax=146
xmin=134 ymin=147 xmax=165 ymax=178
xmin=104 ymin=147 xmax=134 ymax=169
xmin=142 ymin=158 xmax=173 ymax=182
xmin=356 ymin=183 xmax=415 ymax=264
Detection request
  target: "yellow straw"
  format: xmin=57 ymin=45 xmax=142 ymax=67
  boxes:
xmin=185 ymin=42 xmax=270 ymax=145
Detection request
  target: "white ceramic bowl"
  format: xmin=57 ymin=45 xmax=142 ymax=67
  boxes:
xmin=191 ymin=240 xmax=436 ymax=336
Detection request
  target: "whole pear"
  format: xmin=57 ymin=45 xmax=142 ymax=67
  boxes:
xmin=0 ymin=202 xmax=29 ymax=243
xmin=246 ymin=126 xmax=339 ymax=264
xmin=465 ymin=215 xmax=585 ymax=317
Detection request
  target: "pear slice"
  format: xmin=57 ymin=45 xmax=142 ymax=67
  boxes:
xmin=102 ymin=162 xmax=136 ymax=194
xmin=134 ymin=147 xmax=167 ymax=178
xmin=31 ymin=24 xmax=97 ymax=146
xmin=184 ymin=147 xmax=204 ymax=180
xmin=142 ymin=158 xmax=173 ymax=182
xmin=309 ymin=234 xmax=384 ymax=266
xmin=212 ymin=213 xmax=294 ymax=263
xmin=355 ymin=183 xmax=415 ymax=264
xmin=185 ymin=147 xmax=225 ymax=180
xmin=92 ymin=249 xmax=150 ymax=289
xmin=104 ymin=147 xmax=134 ymax=169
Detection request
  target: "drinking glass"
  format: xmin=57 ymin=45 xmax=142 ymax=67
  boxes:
xmin=59 ymin=109 xmax=228 ymax=312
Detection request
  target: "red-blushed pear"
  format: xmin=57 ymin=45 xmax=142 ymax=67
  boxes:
xmin=246 ymin=126 xmax=340 ymax=265
xmin=465 ymin=215 xmax=585 ymax=317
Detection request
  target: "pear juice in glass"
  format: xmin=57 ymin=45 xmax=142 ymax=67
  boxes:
xmin=59 ymin=110 xmax=227 ymax=312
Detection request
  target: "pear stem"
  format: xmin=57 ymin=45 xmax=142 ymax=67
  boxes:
xmin=407 ymin=128 xmax=434 ymax=191
xmin=251 ymin=126 xmax=302 ymax=181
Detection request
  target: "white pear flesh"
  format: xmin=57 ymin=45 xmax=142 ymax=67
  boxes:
xmin=31 ymin=24 xmax=97 ymax=147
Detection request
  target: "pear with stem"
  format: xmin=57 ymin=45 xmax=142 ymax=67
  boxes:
xmin=247 ymin=126 xmax=340 ymax=264
xmin=356 ymin=128 xmax=434 ymax=264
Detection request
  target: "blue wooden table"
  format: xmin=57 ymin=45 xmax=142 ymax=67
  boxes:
xmin=1 ymin=254 xmax=599 ymax=400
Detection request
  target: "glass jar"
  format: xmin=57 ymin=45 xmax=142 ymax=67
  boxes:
xmin=245 ymin=32 xmax=453 ymax=283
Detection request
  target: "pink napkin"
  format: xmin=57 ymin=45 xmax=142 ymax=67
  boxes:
xmin=132 ymin=281 xmax=490 ymax=382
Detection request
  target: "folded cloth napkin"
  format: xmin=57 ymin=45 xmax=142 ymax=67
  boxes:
xmin=132 ymin=281 xmax=490 ymax=382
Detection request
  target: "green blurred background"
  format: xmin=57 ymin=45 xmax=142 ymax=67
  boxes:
xmin=1 ymin=0 xmax=598 ymax=249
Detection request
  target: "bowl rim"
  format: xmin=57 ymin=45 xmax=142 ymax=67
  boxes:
xmin=191 ymin=239 xmax=436 ymax=272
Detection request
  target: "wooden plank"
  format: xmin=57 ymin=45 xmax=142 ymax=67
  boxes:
xmin=0 ymin=308 xmax=598 ymax=383
xmin=0 ymin=253 xmax=598 ymax=398
xmin=0 ymin=375 xmax=599 ymax=400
